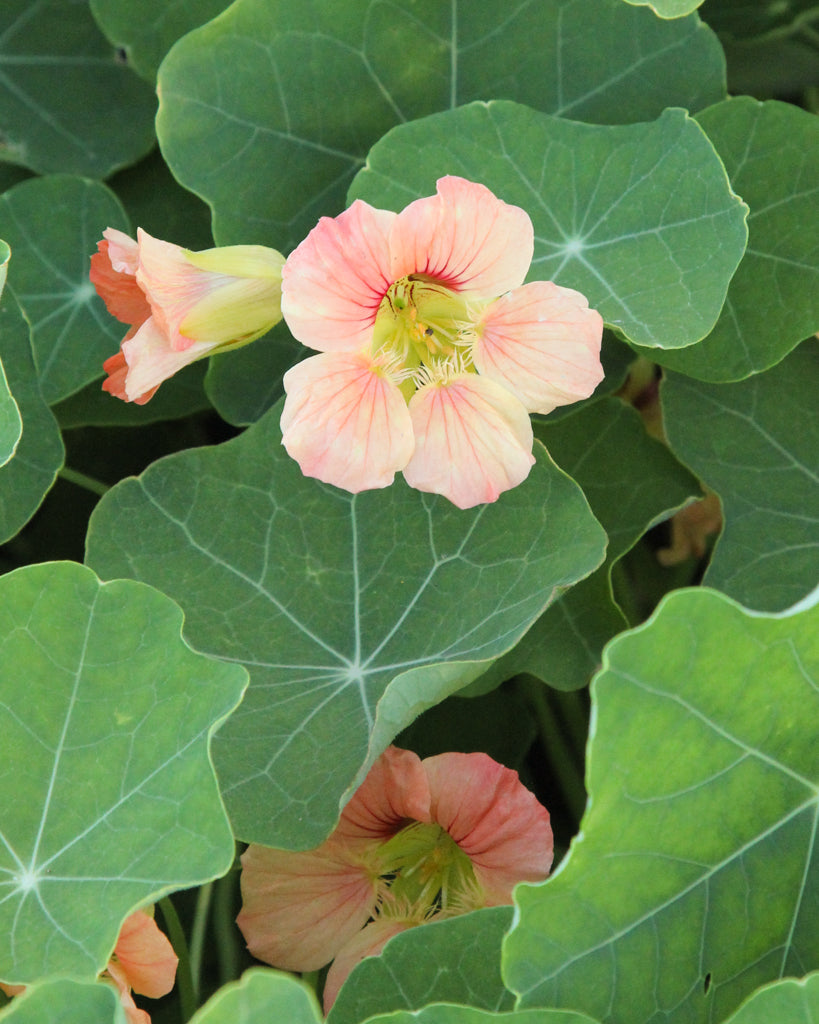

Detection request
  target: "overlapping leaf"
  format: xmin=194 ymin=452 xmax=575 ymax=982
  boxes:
xmin=367 ymin=1009 xmax=600 ymax=1024
xmin=329 ymin=908 xmax=514 ymax=1024
xmin=0 ymin=979 xmax=123 ymax=1024
xmin=351 ymin=103 xmax=748 ymax=350
xmin=0 ymin=175 xmax=130 ymax=404
xmin=156 ymin=0 xmax=724 ymax=252
xmin=702 ymin=0 xmax=819 ymax=40
xmin=0 ymin=239 xmax=21 ymax=468
xmin=0 ymin=292 xmax=63 ymax=544
xmin=619 ymin=0 xmax=703 ymax=16
xmin=722 ymin=973 xmax=819 ymax=1023
xmin=188 ymin=969 xmax=321 ymax=1024
xmin=0 ymin=0 xmax=156 ymax=178
xmin=505 ymin=588 xmax=819 ymax=1024
xmin=663 ymin=342 xmax=819 ymax=612
xmin=654 ymin=98 xmax=819 ymax=381
xmin=0 ymin=561 xmax=247 ymax=983
xmin=85 ymin=400 xmax=607 ymax=848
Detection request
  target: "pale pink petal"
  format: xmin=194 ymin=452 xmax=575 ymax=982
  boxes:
xmin=108 ymin=910 xmax=177 ymax=999
xmin=322 ymin=918 xmax=412 ymax=1012
xmin=335 ymin=746 xmax=432 ymax=843
xmin=103 ymin=227 xmax=140 ymax=275
xmin=423 ymin=752 xmax=553 ymax=905
xmin=403 ymin=373 xmax=535 ymax=509
xmin=282 ymin=201 xmax=396 ymax=352
xmin=106 ymin=981 xmax=150 ymax=1024
xmin=473 ymin=281 xmax=604 ymax=414
xmin=112 ymin=318 xmax=214 ymax=402
xmin=280 ymin=351 xmax=414 ymax=492
xmin=388 ymin=177 xmax=533 ymax=297
xmin=237 ymin=841 xmax=378 ymax=972
xmin=90 ymin=237 xmax=151 ymax=329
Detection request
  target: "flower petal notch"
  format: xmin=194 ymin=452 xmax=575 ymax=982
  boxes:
xmin=238 ymin=746 xmax=552 ymax=1012
xmin=91 ymin=228 xmax=285 ymax=404
xmin=280 ymin=176 xmax=604 ymax=508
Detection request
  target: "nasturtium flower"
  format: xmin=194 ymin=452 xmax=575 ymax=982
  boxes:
xmin=237 ymin=746 xmax=552 ymax=1010
xmin=279 ymin=176 xmax=604 ymax=508
xmin=0 ymin=908 xmax=177 ymax=1024
xmin=91 ymin=228 xmax=285 ymax=403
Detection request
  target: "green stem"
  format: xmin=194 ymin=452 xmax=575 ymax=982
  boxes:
xmin=523 ymin=679 xmax=587 ymax=824
xmin=58 ymin=466 xmax=109 ymax=496
xmin=158 ymin=896 xmax=197 ymax=1023
xmin=213 ymin=861 xmax=242 ymax=986
xmin=189 ymin=882 xmax=213 ymax=1002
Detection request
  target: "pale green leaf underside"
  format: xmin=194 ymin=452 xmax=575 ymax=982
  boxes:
xmin=188 ymin=969 xmax=321 ymax=1024
xmin=329 ymin=908 xmax=514 ymax=1024
xmin=0 ymin=562 xmax=247 ymax=983
xmin=653 ymin=98 xmax=819 ymax=381
xmin=722 ymin=972 xmax=819 ymax=1023
xmin=505 ymin=588 xmax=819 ymax=1024
xmin=0 ymin=0 xmax=156 ymax=178
xmin=0 ymin=175 xmax=131 ymax=404
xmin=352 ymin=103 xmax=747 ymax=351
xmin=620 ymin=0 xmax=703 ymax=17
xmin=156 ymin=0 xmax=724 ymax=251
xmin=0 ymin=357 xmax=21 ymax=468
xmin=663 ymin=342 xmax=819 ymax=612
xmin=0 ymin=979 xmax=124 ymax=1024
xmin=85 ymin=401 xmax=606 ymax=848
xmin=0 ymin=292 xmax=64 ymax=544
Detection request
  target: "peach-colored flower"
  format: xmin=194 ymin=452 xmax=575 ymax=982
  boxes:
xmin=0 ymin=908 xmax=176 ymax=1024
xmin=91 ymin=228 xmax=285 ymax=403
xmin=237 ymin=746 xmax=552 ymax=1011
xmin=279 ymin=176 xmax=604 ymax=508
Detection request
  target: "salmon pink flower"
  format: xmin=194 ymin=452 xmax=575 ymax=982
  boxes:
xmin=237 ymin=746 xmax=552 ymax=1011
xmin=279 ymin=176 xmax=604 ymax=508
xmin=91 ymin=228 xmax=285 ymax=404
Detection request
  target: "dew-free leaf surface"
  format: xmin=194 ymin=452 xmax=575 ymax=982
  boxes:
xmin=329 ymin=908 xmax=515 ymax=1024
xmin=0 ymin=176 xmax=131 ymax=404
xmin=188 ymin=968 xmax=321 ymax=1024
xmin=663 ymin=342 xmax=819 ymax=612
xmin=505 ymin=588 xmax=819 ymax=1024
xmin=0 ymin=978 xmax=124 ymax=1024
xmin=85 ymin=401 xmax=607 ymax=848
xmin=619 ymin=0 xmax=703 ymax=16
xmin=156 ymin=0 xmax=724 ymax=252
xmin=0 ymin=0 xmax=156 ymax=177
xmin=654 ymin=98 xmax=819 ymax=381
xmin=351 ymin=103 xmax=748 ymax=351
xmin=721 ymin=973 xmax=819 ymax=1024
xmin=365 ymin=1008 xmax=601 ymax=1024
xmin=0 ymin=357 xmax=20 ymax=468
xmin=0 ymin=561 xmax=247 ymax=983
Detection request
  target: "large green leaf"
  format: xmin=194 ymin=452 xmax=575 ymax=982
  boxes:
xmin=189 ymin=969 xmax=321 ymax=1024
xmin=0 ymin=292 xmax=63 ymax=544
xmin=0 ymin=561 xmax=247 ymax=983
xmin=653 ymin=99 xmax=819 ymax=381
xmin=366 ymin=1009 xmax=600 ymax=1024
xmin=85 ymin=400 xmax=607 ymax=848
xmin=156 ymin=0 xmax=724 ymax=251
xmin=329 ymin=908 xmax=515 ymax=1024
xmin=0 ymin=0 xmax=156 ymax=178
xmin=0 ymin=979 xmax=123 ymax=1024
xmin=722 ymin=973 xmax=819 ymax=1024
xmin=0 ymin=357 xmax=20 ymax=468
xmin=662 ymin=342 xmax=819 ymax=612
xmin=619 ymin=0 xmax=703 ymax=16
xmin=351 ymin=103 xmax=748 ymax=351
xmin=505 ymin=587 xmax=819 ymax=1024
xmin=0 ymin=175 xmax=131 ymax=404
xmin=90 ymin=0 xmax=232 ymax=81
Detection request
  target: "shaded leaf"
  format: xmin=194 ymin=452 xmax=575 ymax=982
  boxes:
xmin=351 ymin=103 xmax=748 ymax=350
xmin=85 ymin=401 xmax=606 ymax=848
xmin=505 ymin=588 xmax=819 ymax=1024
xmin=0 ymin=357 xmax=20 ymax=469
xmin=619 ymin=0 xmax=703 ymax=16
xmin=0 ymin=561 xmax=247 ymax=983
xmin=702 ymin=0 xmax=819 ymax=40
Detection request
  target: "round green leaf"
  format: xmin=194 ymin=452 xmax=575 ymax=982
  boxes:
xmin=85 ymin=400 xmax=607 ymax=848
xmin=0 ymin=292 xmax=64 ymax=544
xmin=156 ymin=0 xmax=724 ymax=251
xmin=367 ymin=1008 xmax=600 ymax=1024
xmin=653 ymin=98 xmax=819 ymax=381
xmin=351 ymin=103 xmax=748 ymax=350
xmin=620 ymin=0 xmax=703 ymax=15
xmin=722 ymin=973 xmax=819 ymax=1024
xmin=505 ymin=588 xmax=819 ymax=1024
xmin=90 ymin=0 xmax=232 ymax=81
xmin=662 ymin=342 xmax=819 ymax=612
xmin=0 ymin=561 xmax=248 ymax=983
xmin=0 ymin=979 xmax=123 ymax=1024
xmin=0 ymin=0 xmax=156 ymax=178
xmin=188 ymin=968 xmax=321 ymax=1024
xmin=329 ymin=908 xmax=515 ymax=1024
xmin=0 ymin=175 xmax=131 ymax=404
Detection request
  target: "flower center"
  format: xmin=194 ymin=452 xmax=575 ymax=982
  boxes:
xmin=372 ymin=276 xmax=478 ymax=381
xmin=374 ymin=820 xmax=484 ymax=921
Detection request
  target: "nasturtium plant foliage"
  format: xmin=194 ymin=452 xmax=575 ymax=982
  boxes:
xmin=0 ymin=3 xmax=816 ymax=1024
